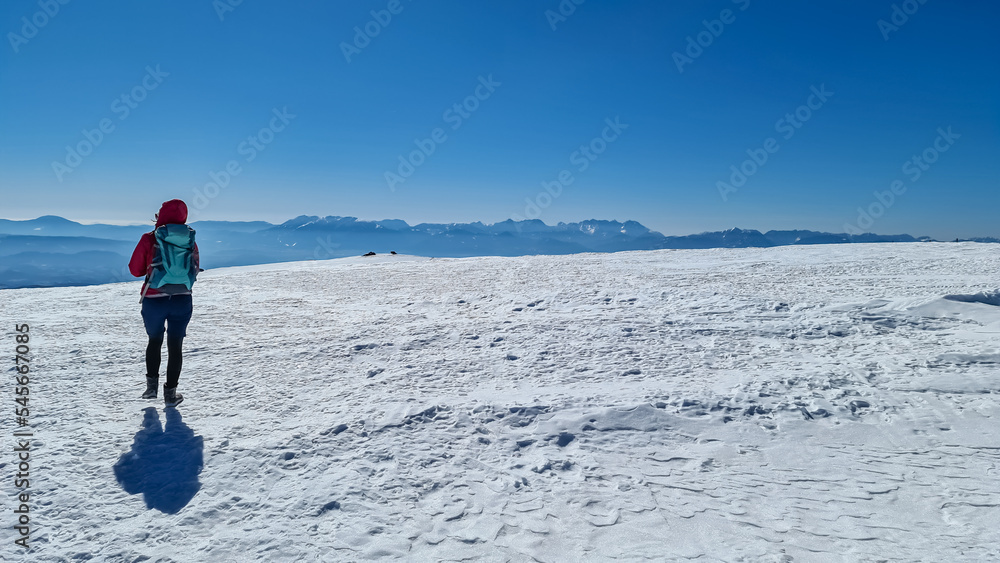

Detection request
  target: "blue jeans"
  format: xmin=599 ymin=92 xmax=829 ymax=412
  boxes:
xmin=141 ymin=295 xmax=192 ymax=339
xmin=141 ymin=295 xmax=192 ymax=388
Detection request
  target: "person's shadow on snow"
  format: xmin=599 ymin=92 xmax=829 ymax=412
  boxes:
xmin=113 ymin=407 xmax=204 ymax=514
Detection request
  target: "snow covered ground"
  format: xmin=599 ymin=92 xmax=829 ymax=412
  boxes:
xmin=2 ymin=242 xmax=1000 ymax=562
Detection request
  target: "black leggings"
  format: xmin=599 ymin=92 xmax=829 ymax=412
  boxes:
xmin=146 ymin=335 xmax=184 ymax=388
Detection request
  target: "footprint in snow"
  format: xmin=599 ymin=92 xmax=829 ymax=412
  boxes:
xmin=317 ymin=500 xmax=340 ymax=515
xmin=556 ymin=432 xmax=575 ymax=447
xmin=320 ymin=424 xmax=349 ymax=436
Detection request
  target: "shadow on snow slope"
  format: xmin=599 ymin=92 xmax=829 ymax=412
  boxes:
xmin=944 ymin=290 xmax=1000 ymax=307
xmin=113 ymin=407 xmax=204 ymax=514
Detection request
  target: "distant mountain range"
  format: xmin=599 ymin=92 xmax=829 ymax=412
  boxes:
xmin=0 ymin=214 xmax=985 ymax=289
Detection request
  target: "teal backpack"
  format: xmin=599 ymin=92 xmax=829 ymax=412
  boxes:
xmin=142 ymin=224 xmax=197 ymax=299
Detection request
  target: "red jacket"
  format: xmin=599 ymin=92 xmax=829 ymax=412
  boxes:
xmin=129 ymin=199 xmax=200 ymax=297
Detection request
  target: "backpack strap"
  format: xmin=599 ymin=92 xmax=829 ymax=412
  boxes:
xmin=139 ymin=230 xmax=158 ymax=303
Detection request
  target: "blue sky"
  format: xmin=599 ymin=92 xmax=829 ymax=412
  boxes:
xmin=1 ymin=0 xmax=997 ymax=238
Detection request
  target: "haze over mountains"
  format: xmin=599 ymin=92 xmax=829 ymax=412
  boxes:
xmin=0 ymin=214 xmax=984 ymax=289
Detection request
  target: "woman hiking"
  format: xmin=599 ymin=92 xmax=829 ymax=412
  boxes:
xmin=129 ymin=199 xmax=199 ymax=407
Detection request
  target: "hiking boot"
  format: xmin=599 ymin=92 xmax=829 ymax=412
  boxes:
xmin=164 ymin=385 xmax=184 ymax=407
xmin=141 ymin=377 xmax=158 ymax=399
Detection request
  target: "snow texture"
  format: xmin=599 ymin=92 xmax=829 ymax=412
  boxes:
xmin=2 ymin=242 xmax=999 ymax=561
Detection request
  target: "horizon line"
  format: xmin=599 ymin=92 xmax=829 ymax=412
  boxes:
xmin=0 ymin=214 xmax=973 ymax=240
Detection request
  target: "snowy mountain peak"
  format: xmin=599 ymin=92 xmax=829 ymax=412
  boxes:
xmin=277 ymin=215 xmax=321 ymax=229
